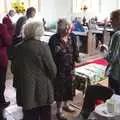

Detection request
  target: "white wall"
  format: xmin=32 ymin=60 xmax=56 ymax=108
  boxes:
xmin=53 ymin=0 xmax=72 ymax=20
xmin=72 ymin=0 xmax=120 ymax=21
xmin=1 ymin=0 xmax=120 ymax=24
xmin=98 ymin=0 xmax=118 ymax=20
xmin=40 ymin=0 xmax=55 ymax=24
xmin=40 ymin=0 xmax=72 ymax=24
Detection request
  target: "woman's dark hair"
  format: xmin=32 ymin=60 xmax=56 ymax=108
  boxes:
xmin=14 ymin=16 xmax=27 ymax=37
xmin=26 ymin=7 xmax=36 ymax=19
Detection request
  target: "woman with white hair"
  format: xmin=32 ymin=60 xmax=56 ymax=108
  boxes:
xmin=49 ymin=19 xmax=80 ymax=120
xmin=12 ymin=21 xmax=57 ymax=120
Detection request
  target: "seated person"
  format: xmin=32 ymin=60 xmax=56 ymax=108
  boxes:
xmin=72 ymin=17 xmax=85 ymax=32
xmin=82 ymin=16 xmax=87 ymax=26
xmin=96 ymin=33 xmax=104 ymax=48
xmin=75 ymin=85 xmax=114 ymax=120
xmin=88 ymin=18 xmax=104 ymax=48
xmin=88 ymin=18 xmax=98 ymax=30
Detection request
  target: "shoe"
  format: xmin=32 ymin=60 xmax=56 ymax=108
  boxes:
xmin=63 ymin=106 xmax=75 ymax=112
xmin=80 ymin=110 xmax=90 ymax=120
xmin=0 ymin=101 xmax=10 ymax=110
xmin=75 ymin=113 xmax=84 ymax=120
xmin=56 ymin=113 xmax=67 ymax=120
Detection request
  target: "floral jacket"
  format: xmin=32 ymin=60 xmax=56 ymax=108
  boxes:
xmin=105 ymin=30 xmax=120 ymax=80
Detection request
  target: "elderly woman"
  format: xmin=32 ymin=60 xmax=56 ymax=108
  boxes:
xmin=49 ymin=19 xmax=80 ymax=120
xmin=12 ymin=21 xmax=57 ymax=120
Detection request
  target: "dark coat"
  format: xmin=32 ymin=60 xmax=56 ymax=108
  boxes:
xmin=0 ymin=24 xmax=12 ymax=70
xmin=12 ymin=40 xmax=57 ymax=110
xmin=49 ymin=33 xmax=80 ymax=101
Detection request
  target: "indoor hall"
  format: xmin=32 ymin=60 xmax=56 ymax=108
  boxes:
xmin=0 ymin=0 xmax=120 ymax=120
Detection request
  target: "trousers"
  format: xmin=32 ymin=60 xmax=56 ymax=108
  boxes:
xmin=23 ymin=105 xmax=51 ymax=120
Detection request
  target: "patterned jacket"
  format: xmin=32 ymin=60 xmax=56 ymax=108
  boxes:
xmin=48 ymin=33 xmax=80 ymax=100
xmin=49 ymin=33 xmax=80 ymax=75
xmin=106 ymin=30 xmax=120 ymax=80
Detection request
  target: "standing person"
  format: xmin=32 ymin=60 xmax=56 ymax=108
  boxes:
xmin=49 ymin=19 xmax=80 ymax=120
xmin=12 ymin=16 xmax=27 ymax=46
xmin=13 ymin=6 xmax=36 ymax=27
xmin=9 ymin=7 xmax=36 ymax=60
xmin=12 ymin=21 xmax=56 ymax=120
xmin=0 ymin=23 xmax=12 ymax=109
xmin=11 ymin=16 xmax=27 ymax=87
xmin=26 ymin=7 xmax=36 ymax=20
xmin=12 ymin=7 xmax=36 ymax=44
xmin=2 ymin=10 xmax=15 ymax=36
xmin=72 ymin=17 xmax=85 ymax=32
xmin=2 ymin=10 xmax=15 ymax=60
xmin=105 ymin=9 xmax=120 ymax=95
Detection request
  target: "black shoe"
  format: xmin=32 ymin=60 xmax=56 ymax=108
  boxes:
xmin=75 ymin=113 xmax=84 ymax=120
xmin=0 ymin=101 xmax=10 ymax=110
xmin=80 ymin=110 xmax=90 ymax=120
xmin=56 ymin=113 xmax=67 ymax=120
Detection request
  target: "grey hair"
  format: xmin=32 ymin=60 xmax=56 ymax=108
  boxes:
xmin=23 ymin=21 xmax=44 ymax=40
xmin=57 ymin=18 xmax=71 ymax=33
xmin=111 ymin=9 xmax=120 ymax=21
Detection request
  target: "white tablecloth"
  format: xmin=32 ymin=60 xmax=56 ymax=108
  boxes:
xmin=88 ymin=112 xmax=120 ymax=120
xmin=88 ymin=94 xmax=120 ymax=120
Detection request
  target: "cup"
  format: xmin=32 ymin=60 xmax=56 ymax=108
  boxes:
xmin=115 ymin=102 xmax=120 ymax=114
xmin=106 ymin=99 xmax=115 ymax=113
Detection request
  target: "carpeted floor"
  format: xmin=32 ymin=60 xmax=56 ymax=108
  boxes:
xmin=87 ymin=58 xmax=108 ymax=65
xmin=76 ymin=58 xmax=108 ymax=67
